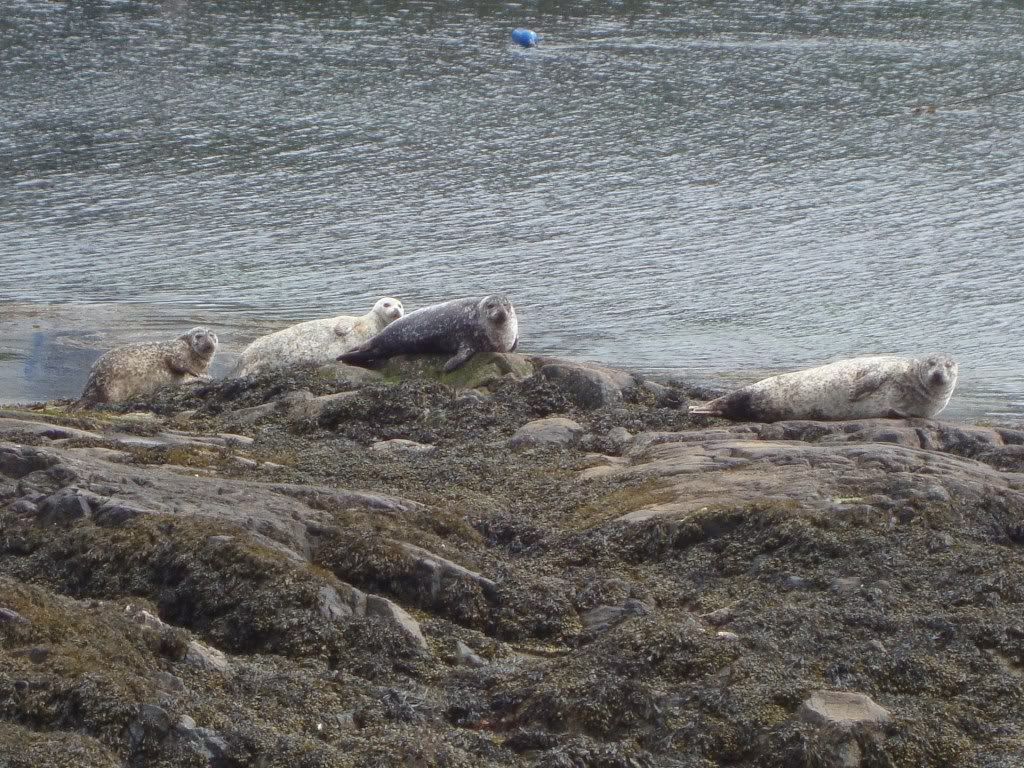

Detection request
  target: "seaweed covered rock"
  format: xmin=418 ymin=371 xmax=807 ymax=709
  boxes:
xmin=4 ymin=380 xmax=1024 ymax=766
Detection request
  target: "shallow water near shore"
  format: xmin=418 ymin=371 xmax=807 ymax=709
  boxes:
xmin=1 ymin=0 xmax=1022 ymax=416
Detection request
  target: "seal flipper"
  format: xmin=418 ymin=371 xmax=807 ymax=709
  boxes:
xmin=443 ymin=346 xmax=476 ymax=373
xmin=849 ymin=370 xmax=886 ymax=402
xmin=338 ymin=345 xmax=374 ymax=367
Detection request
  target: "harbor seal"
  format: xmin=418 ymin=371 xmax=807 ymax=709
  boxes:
xmin=79 ymin=327 xmax=219 ymax=405
xmin=691 ymin=354 xmax=958 ymax=422
xmin=338 ymin=294 xmax=518 ymax=372
xmin=230 ymin=297 xmax=404 ymax=378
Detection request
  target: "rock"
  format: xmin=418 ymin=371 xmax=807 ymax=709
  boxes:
xmin=318 ymin=584 xmax=354 ymax=622
xmin=370 ymin=438 xmax=436 ymax=455
xmin=798 ymin=691 xmax=892 ymax=768
xmin=715 ymin=631 xmax=740 ymax=642
xmin=534 ymin=361 xmax=635 ymax=410
xmin=701 ymin=606 xmax=734 ymax=626
xmin=831 ymin=577 xmax=862 ymax=595
xmin=378 ymin=352 xmax=533 ymax=391
xmin=131 ymin=609 xmax=166 ymax=630
xmin=455 ymin=640 xmax=487 ymax=668
xmin=184 ymin=640 xmax=230 ymax=673
xmin=607 ymin=426 xmax=633 ymax=451
xmin=174 ymin=715 xmax=228 ymax=762
xmin=9 ymin=499 xmax=38 ymax=516
xmin=580 ymin=599 xmax=651 ymax=633
xmin=396 ymin=541 xmax=499 ymax=601
xmin=640 ymin=381 xmax=688 ymax=410
xmin=364 ymin=595 xmax=427 ymax=650
xmin=0 ymin=607 xmax=28 ymax=624
xmin=287 ymin=391 xmax=360 ymax=424
xmin=154 ymin=671 xmax=186 ymax=692
xmin=37 ymin=487 xmax=100 ymax=525
xmin=222 ymin=401 xmax=276 ymax=429
xmin=217 ymin=433 xmax=254 ymax=447
xmin=509 ymin=417 xmax=583 ymax=449
xmin=0 ymin=442 xmax=60 ymax=478
xmin=799 ymin=690 xmax=892 ymax=730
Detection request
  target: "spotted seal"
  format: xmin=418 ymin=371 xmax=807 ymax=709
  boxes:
xmin=230 ymin=297 xmax=404 ymax=378
xmin=338 ymin=294 xmax=518 ymax=372
xmin=79 ymin=327 xmax=219 ymax=405
xmin=691 ymin=354 xmax=959 ymax=422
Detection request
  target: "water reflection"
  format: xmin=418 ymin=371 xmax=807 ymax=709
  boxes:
xmin=0 ymin=0 xmax=1022 ymax=415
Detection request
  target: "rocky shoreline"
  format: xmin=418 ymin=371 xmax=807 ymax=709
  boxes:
xmin=2 ymin=353 xmax=1024 ymax=767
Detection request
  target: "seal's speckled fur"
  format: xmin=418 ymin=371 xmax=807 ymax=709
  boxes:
xmin=339 ymin=294 xmax=518 ymax=373
xmin=231 ymin=297 xmax=403 ymax=378
xmin=79 ymin=327 xmax=219 ymax=404
xmin=691 ymin=354 xmax=958 ymax=422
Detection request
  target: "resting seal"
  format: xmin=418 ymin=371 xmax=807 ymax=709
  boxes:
xmin=79 ymin=327 xmax=219 ymax=405
xmin=230 ymin=297 xmax=404 ymax=378
xmin=338 ymin=294 xmax=518 ymax=372
xmin=691 ymin=354 xmax=958 ymax=422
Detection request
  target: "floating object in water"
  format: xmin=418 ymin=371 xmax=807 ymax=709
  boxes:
xmin=511 ymin=28 xmax=538 ymax=48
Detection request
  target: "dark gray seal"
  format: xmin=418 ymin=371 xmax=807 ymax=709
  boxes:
xmin=338 ymin=294 xmax=518 ymax=372
xmin=691 ymin=354 xmax=959 ymax=422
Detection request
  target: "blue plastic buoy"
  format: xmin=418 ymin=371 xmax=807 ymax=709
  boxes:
xmin=511 ymin=28 xmax=538 ymax=48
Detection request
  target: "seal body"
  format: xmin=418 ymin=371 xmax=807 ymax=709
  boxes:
xmin=231 ymin=297 xmax=404 ymax=378
xmin=691 ymin=355 xmax=958 ymax=422
xmin=80 ymin=327 xmax=219 ymax=405
xmin=338 ymin=294 xmax=518 ymax=373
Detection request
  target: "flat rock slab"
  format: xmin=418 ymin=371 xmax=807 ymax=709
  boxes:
xmin=799 ymin=690 xmax=892 ymax=730
xmin=1 ymin=441 xmax=424 ymax=560
xmin=509 ymin=417 xmax=583 ymax=449
xmin=594 ymin=432 xmax=1024 ymax=523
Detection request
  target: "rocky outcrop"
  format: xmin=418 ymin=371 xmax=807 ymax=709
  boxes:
xmin=4 ymin=374 xmax=1024 ymax=768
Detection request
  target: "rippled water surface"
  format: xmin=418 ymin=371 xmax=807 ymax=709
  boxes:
xmin=1 ymin=0 xmax=1022 ymax=415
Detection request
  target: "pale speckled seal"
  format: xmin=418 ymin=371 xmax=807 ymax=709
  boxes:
xmin=230 ymin=297 xmax=404 ymax=378
xmin=79 ymin=327 xmax=219 ymax=405
xmin=338 ymin=294 xmax=518 ymax=372
xmin=691 ymin=354 xmax=959 ymax=422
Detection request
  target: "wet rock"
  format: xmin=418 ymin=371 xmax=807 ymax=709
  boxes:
xmin=9 ymin=499 xmax=38 ymax=516
xmin=37 ymin=487 xmax=100 ymax=525
xmin=287 ymin=391 xmax=360 ymax=424
xmin=640 ymin=380 xmax=689 ymax=410
xmin=379 ymin=352 xmax=533 ymax=391
xmin=184 ymin=640 xmax=230 ymax=673
xmin=397 ymin=541 xmax=499 ymax=601
xmin=832 ymin=577 xmax=863 ymax=595
xmin=701 ymin=606 xmax=734 ymax=626
xmin=174 ymin=714 xmax=229 ymax=762
xmin=606 ymin=426 xmax=633 ymax=451
xmin=455 ymin=640 xmax=487 ymax=668
xmin=580 ymin=599 xmax=651 ymax=633
xmin=318 ymin=584 xmax=354 ymax=622
xmin=0 ymin=606 xmax=28 ymax=624
xmin=799 ymin=690 xmax=892 ymax=729
xmin=364 ymin=595 xmax=427 ymax=650
xmin=534 ymin=361 xmax=633 ymax=410
xmin=509 ymin=417 xmax=583 ymax=449
xmin=221 ymin=401 xmax=276 ymax=429
xmin=370 ymin=438 xmax=436 ymax=455
xmin=0 ymin=443 xmax=60 ymax=479
xmin=154 ymin=671 xmax=185 ymax=692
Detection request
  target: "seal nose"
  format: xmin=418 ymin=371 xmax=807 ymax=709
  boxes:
xmin=930 ymin=370 xmax=945 ymax=385
xmin=493 ymin=309 xmax=507 ymax=323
